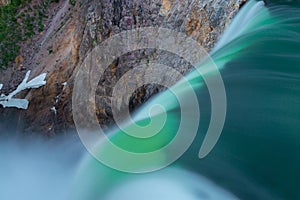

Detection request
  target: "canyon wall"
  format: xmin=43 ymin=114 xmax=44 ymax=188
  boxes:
xmin=0 ymin=0 xmax=247 ymax=135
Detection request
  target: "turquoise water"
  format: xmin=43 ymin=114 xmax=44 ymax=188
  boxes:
xmin=1 ymin=0 xmax=300 ymax=199
xmin=72 ymin=1 xmax=300 ymax=199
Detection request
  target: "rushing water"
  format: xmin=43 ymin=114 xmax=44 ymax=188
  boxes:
xmin=1 ymin=0 xmax=300 ymax=199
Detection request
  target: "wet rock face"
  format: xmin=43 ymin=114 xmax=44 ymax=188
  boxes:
xmin=0 ymin=0 xmax=247 ymax=135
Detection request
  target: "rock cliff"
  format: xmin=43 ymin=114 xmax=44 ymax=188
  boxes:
xmin=0 ymin=0 xmax=247 ymax=135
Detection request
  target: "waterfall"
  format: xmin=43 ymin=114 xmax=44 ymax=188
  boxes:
xmin=72 ymin=1 xmax=300 ymax=199
xmin=2 ymin=0 xmax=300 ymax=199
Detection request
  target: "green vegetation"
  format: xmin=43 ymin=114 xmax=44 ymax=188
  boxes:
xmin=69 ymin=0 xmax=76 ymax=6
xmin=0 ymin=0 xmax=59 ymax=69
xmin=0 ymin=0 xmax=24 ymax=68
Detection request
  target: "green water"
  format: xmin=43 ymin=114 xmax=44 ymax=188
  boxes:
xmin=72 ymin=1 xmax=300 ymax=199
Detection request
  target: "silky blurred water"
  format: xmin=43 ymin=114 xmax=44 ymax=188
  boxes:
xmin=72 ymin=1 xmax=300 ymax=199
xmin=1 ymin=0 xmax=300 ymax=199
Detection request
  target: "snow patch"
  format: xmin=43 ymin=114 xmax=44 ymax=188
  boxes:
xmin=0 ymin=71 xmax=47 ymax=109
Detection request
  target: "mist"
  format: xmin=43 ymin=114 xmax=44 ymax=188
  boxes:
xmin=0 ymin=135 xmax=83 ymax=200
